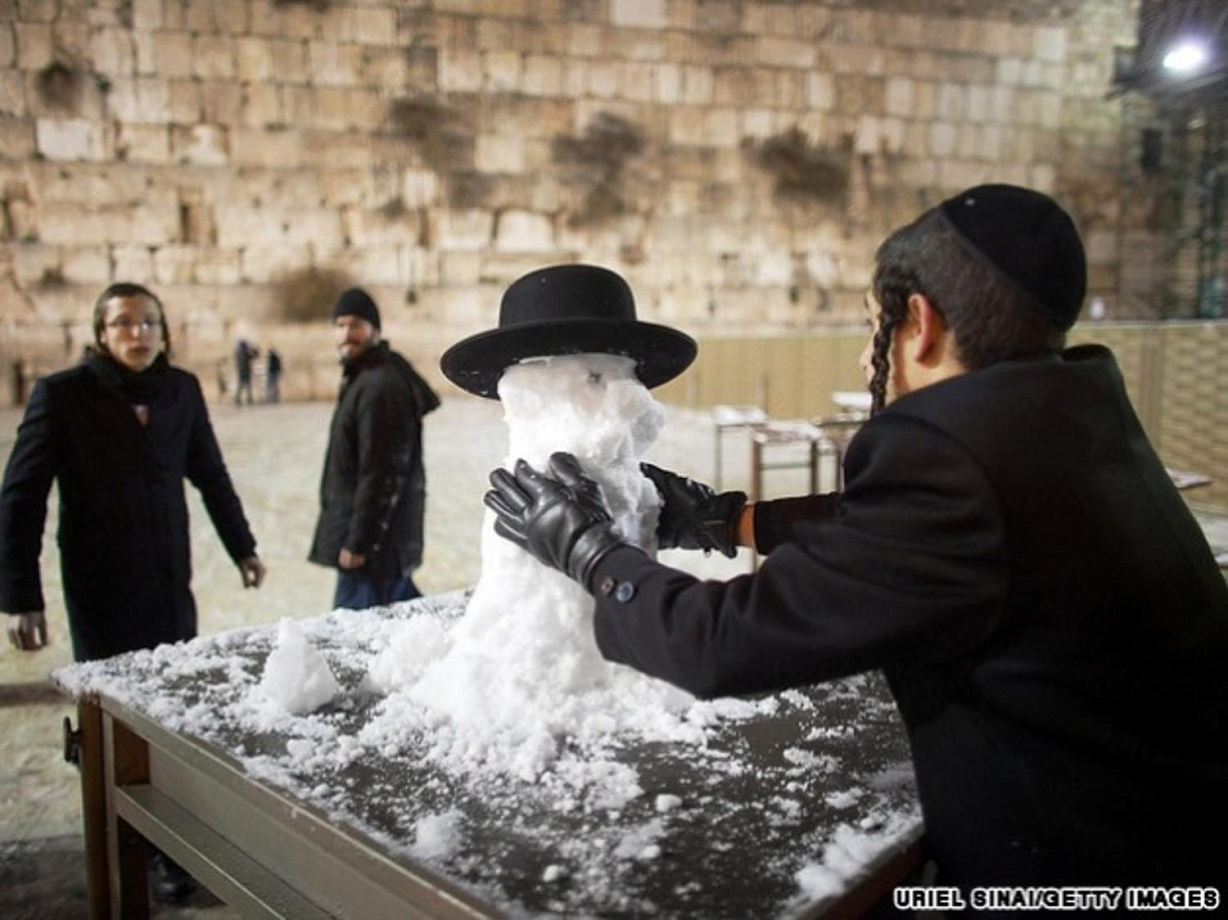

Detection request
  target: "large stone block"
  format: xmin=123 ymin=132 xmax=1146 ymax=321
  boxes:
xmin=682 ymin=64 xmax=713 ymax=105
xmin=436 ymin=208 xmax=492 ymax=251
xmin=325 ymin=5 xmax=396 ymax=45
xmin=606 ymin=27 xmax=664 ymax=62
xmin=300 ymin=129 xmax=371 ymax=170
xmin=200 ymin=80 xmax=242 ymax=124
xmin=235 ymin=36 xmax=275 ymax=82
xmin=343 ymin=205 xmax=422 ymax=248
xmin=588 ymin=59 xmax=620 ymax=98
xmin=1033 ymin=26 xmax=1067 ymax=64
xmin=110 ymin=243 xmax=155 ymax=282
xmin=166 ymin=79 xmax=201 ymax=123
xmin=758 ymin=36 xmax=815 ymax=69
xmin=154 ymin=31 xmax=197 ymax=78
xmin=308 ymin=40 xmax=367 ymax=87
xmin=705 ymin=107 xmax=738 ymax=148
xmin=241 ymin=83 xmax=282 ymax=129
xmin=0 ymin=70 xmax=21 ymax=116
xmin=610 ymin=0 xmax=666 ymax=30
xmin=215 ymin=204 xmax=290 ymax=247
xmin=0 ymin=24 xmax=13 ymax=68
xmin=116 ymin=121 xmax=169 ymax=163
xmin=480 ymin=49 xmax=520 ymax=92
xmin=170 ymin=124 xmax=228 ymax=166
xmin=229 ymin=127 xmax=303 ymax=169
xmin=475 ymin=133 xmax=525 ymax=174
xmin=132 ymin=0 xmax=162 ymax=30
xmin=192 ymin=248 xmax=243 ymax=285
xmin=36 ymin=117 xmax=107 ymax=161
xmin=15 ymin=22 xmax=51 ymax=70
xmin=239 ymin=244 xmax=312 ymax=283
xmin=523 ymin=55 xmax=563 ymax=96
xmin=283 ymin=208 xmax=343 ymax=248
xmin=193 ymin=34 xmax=235 ymax=79
xmin=322 ymin=244 xmax=406 ymax=286
xmin=249 ymin=0 xmax=320 ymax=40
xmin=106 ymin=76 xmax=170 ymax=123
xmin=439 ymin=47 xmax=483 ymax=92
xmin=494 ymin=209 xmax=554 ymax=252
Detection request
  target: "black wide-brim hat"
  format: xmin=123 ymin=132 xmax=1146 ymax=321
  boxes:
xmin=441 ymin=264 xmax=697 ymax=399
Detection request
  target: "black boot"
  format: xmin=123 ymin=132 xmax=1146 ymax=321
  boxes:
xmin=148 ymin=849 xmax=197 ymax=903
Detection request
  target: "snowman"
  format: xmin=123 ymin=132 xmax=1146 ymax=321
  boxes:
xmin=367 ymin=265 xmax=699 ymax=778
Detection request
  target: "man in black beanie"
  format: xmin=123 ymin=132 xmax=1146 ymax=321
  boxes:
xmin=309 ymin=287 xmax=440 ymax=609
xmin=486 ymin=186 xmax=1228 ymax=902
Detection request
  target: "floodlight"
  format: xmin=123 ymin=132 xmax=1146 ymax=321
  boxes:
xmin=1161 ymin=40 xmax=1209 ymax=75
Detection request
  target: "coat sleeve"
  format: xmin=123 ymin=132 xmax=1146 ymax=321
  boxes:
xmin=183 ymin=376 xmax=257 ymax=562
xmin=346 ymin=375 xmax=420 ymax=555
xmin=753 ymin=492 xmax=841 ymax=554
xmin=0 ymin=379 xmax=61 ymax=612
xmin=591 ymin=415 xmax=1009 ymax=699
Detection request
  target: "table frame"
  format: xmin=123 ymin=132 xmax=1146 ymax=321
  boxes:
xmin=74 ymin=695 xmax=924 ymax=919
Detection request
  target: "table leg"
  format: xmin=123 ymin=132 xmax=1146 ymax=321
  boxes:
xmin=78 ymin=701 xmax=111 ymax=920
xmin=102 ymin=713 xmax=151 ymax=919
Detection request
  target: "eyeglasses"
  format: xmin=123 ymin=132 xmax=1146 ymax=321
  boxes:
xmin=105 ymin=318 xmax=161 ymax=332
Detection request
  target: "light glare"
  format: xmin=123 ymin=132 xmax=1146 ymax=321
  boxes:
xmin=1162 ymin=41 xmax=1209 ymax=74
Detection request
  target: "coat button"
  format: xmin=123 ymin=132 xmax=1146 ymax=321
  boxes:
xmin=614 ymin=581 xmax=635 ymax=603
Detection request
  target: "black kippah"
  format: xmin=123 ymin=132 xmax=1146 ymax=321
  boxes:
xmin=938 ymin=184 xmax=1086 ymax=330
xmin=332 ymin=287 xmax=381 ymax=330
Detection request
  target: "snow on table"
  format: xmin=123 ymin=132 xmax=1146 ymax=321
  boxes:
xmin=54 ymin=592 xmax=921 ymax=920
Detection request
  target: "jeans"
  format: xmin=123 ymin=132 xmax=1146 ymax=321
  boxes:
xmin=333 ymin=571 xmax=421 ymax=610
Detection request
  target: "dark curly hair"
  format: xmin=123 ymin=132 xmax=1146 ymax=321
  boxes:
xmin=91 ymin=282 xmax=172 ymax=358
xmin=867 ymin=209 xmax=1065 ymax=414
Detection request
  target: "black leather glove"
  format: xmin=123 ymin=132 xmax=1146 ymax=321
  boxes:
xmin=485 ymin=452 xmax=625 ymax=591
xmin=641 ymin=463 xmax=746 ymax=559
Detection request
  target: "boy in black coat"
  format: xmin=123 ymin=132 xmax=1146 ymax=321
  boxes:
xmin=309 ymin=288 xmax=440 ymax=610
xmin=1 ymin=283 xmax=264 ymax=662
xmin=485 ymin=187 xmax=1228 ymax=903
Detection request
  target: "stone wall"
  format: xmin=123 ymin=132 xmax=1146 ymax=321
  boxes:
xmin=0 ymin=0 xmax=1151 ymax=393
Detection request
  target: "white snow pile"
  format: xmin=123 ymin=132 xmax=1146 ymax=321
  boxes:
xmin=253 ymin=617 xmax=341 ymax=715
xmin=361 ymin=354 xmax=769 ymax=789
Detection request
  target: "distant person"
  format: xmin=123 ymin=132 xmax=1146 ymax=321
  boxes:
xmin=265 ymin=347 xmax=282 ymax=404
xmin=234 ymin=338 xmax=258 ymax=406
xmin=309 ymin=288 xmax=440 ymax=610
xmin=0 ymin=281 xmax=266 ymax=901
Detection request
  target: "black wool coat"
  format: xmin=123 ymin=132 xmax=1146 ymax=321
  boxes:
xmin=0 ymin=355 xmax=257 ymax=661
xmin=591 ymin=345 xmax=1228 ymax=894
xmin=309 ymin=342 xmax=440 ymax=581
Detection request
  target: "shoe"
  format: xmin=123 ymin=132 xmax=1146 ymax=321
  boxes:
xmin=149 ymin=850 xmax=198 ymax=903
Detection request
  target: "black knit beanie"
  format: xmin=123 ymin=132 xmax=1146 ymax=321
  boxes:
xmin=332 ymin=287 xmax=381 ymax=330
xmin=938 ymin=184 xmax=1086 ymax=330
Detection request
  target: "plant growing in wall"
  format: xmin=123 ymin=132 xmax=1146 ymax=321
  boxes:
xmin=34 ymin=60 xmax=88 ymax=113
xmin=272 ymin=266 xmax=354 ymax=324
xmin=744 ymin=128 xmax=850 ymax=206
xmin=552 ymin=113 xmax=646 ymax=227
xmin=387 ymin=95 xmax=473 ymax=175
xmin=385 ymin=95 xmax=486 ymax=206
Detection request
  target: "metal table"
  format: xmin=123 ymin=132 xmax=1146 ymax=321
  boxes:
xmin=56 ymin=596 xmax=923 ymax=920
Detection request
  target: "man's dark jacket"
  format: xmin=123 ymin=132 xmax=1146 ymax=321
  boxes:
xmin=592 ymin=345 xmax=1228 ymax=894
xmin=0 ymin=355 xmax=257 ymax=661
xmin=309 ymin=342 xmax=439 ymax=581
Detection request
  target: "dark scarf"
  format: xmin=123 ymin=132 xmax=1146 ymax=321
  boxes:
xmin=343 ymin=341 xmax=441 ymax=417
xmin=86 ymin=350 xmax=172 ymax=406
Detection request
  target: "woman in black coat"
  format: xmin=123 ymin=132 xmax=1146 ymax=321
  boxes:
xmin=1 ymin=282 xmax=265 ymax=662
